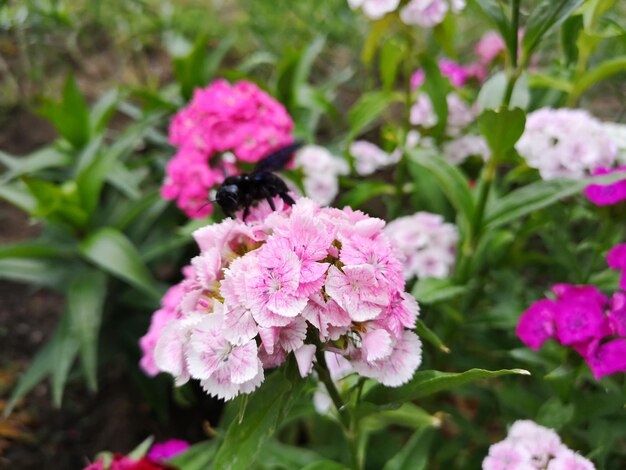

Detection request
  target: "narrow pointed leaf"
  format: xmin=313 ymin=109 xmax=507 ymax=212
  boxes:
xmin=79 ymin=228 xmax=161 ymax=300
xmin=364 ymin=368 xmax=530 ymax=406
xmin=67 ymin=271 xmax=107 ymax=391
xmin=51 ymin=313 xmax=80 ymax=407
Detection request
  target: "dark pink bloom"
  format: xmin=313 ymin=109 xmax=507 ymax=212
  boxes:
xmin=554 ymin=298 xmax=607 ymax=346
xmin=438 ymin=59 xmax=470 ymax=87
xmin=516 ymin=299 xmax=557 ymax=350
xmin=552 ymin=284 xmax=607 ymax=308
xmin=607 ymin=243 xmax=626 ymax=291
xmin=582 ymin=338 xmax=626 ymax=380
xmin=410 ymin=69 xmax=425 ymax=90
xmin=147 ymin=439 xmax=190 ymax=461
xmin=607 ymin=292 xmax=626 ymax=336
xmin=584 ymin=166 xmax=626 ymax=206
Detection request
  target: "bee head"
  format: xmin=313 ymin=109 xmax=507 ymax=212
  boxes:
xmin=215 ymin=184 xmax=241 ymax=214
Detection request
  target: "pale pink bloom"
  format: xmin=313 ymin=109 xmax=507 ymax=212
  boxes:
xmin=361 ymin=328 xmax=393 ymax=361
xmin=443 ymin=135 xmax=490 ymax=165
xmin=475 ymin=31 xmax=506 ymax=64
xmin=384 ymin=212 xmax=458 ymax=280
xmin=516 ymin=108 xmax=617 ymax=180
xmin=411 ymin=69 xmax=426 ymax=90
xmin=400 ymin=0 xmax=449 ymax=28
xmin=547 ymin=448 xmax=596 ymax=470
xmin=410 ymin=94 xmax=438 ymax=128
xmin=347 ymin=0 xmax=401 ymax=19
xmin=325 ymin=265 xmax=389 ymax=322
xmin=293 ymin=145 xmax=349 ymax=205
xmin=446 ymin=93 xmax=475 ymax=135
xmin=302 ymin=294 xmax=351 ymax=341
xmin=294 ymin=344 xmax=317 ymax=377
xmin=350 ymin=140 xmax=401 ymax=175
xmin=153 ymin=314 xmax=201 ymax=386
xmin=508 ymin=420 xmax=562 ymax=467
xmin=482 ymin=441 xmax=533 ymax=470
xmin=351 ymin=330 xmax=422 ymax=386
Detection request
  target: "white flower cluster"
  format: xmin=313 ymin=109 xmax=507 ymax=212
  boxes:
xmin=602 ymin=121 xmax=626 ymax=164
xmin=349 ymin=140 xmax=401 ymax=176
xmin=348 ymin=0 xmax=465 ymax=27
xmin=483 ymin=420 xmax=595 ymax=470
xmin=516 ymin=108 xmax=617 ymax=180
xmin=294 ymin=145 xmax=349 ymax=205
xmin=384 ymin=212 xmax=458 ymax=280
xmin=443 ymin=134 xmax=490 ymax=165
xmin=410 ymin=93 xmax=475 ymax=137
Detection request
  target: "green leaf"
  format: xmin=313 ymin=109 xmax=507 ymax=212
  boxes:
xmin=0 ymin=147 xmax=71 ymax=183
xmin=0 ymin=242 xmax=66 ymax=259
xmin=419 ymin=53 xmax=449 ymax=140
xmin=168 ymin=440 xmax=219 ymax=469
xmin=379 ymin=39 xmax=405 ymax=91
xmin=38 ymin=74 xmax=91 ymax=149
xmin=347 ymin=91 xmax=401 ymax=140
xmin=127 ymin=436 xmax=155 ymax=460
xmin=521 ymin=0 xmax=585 ymax=60
xmin=338 ymin=180 xmax=395 ymax=209
xmin=409 ymin=149 xmax=474 ymax=240
xmin=22 ymin=178 xmax=88 ymax=228
xmin=363 ymin=368 xmax=530 ymax=406
xmin=89 ymin=88 xmax=120 ymax=134
xmin=412 ymin=278 xmax=467 ymax=306
xmin=0 ymin=182 xmax=37 ymax=213
xmin=79 ymin=228 xmax=161 ymax=300
xmin=476 ymin=72 xmax=530 ymax=111
xmin=361 ymin=403 xmax=442 ymax=431
xmin=3 ymin=338 xmax=56 ymax=416
xmin=302 ymin=462 xmax=349 ymax=470
xmin=571 ymin=56 xmax=626 ymax=100
xmin=51 ymin=312 xmax=80 ymax=407
xmin=213 ymin=370 xmax=305 ymax=470
xmin=561 ymin=15 xmax=583 ymax=65
xmin=478 ymin=108 xmax=526 ymax=157
xmin=361 ymin=15 xmax=394 ymax=66
xmin=383 ymin=427 xmax=435 ymax=470
xmin=473 ymin=0 xmax=511 ymax=51
xmin=415 ymin=319 xmax=451 ymax=354
xmin=261 ymin=440 xmax=326 ymax=468
xmin=528 ymin=73 xmax=573 ymax=93
xmin=483 ymin=171 xmax=626 ymax=230
xmin=67 ymin=271 xmax=107 ymax=392
xmin=0 ymin=258 xmax=71 ymax=289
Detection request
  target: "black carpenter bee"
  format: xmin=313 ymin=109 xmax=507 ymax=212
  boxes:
xmin=215 ymin=142 xmax=302 ymax=220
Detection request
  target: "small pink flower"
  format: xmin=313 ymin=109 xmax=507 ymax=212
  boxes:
xmin=475 ymin=31 xmax=506 ymax=64
xmin=582 ymin=338 xmax=626 ymax=380
xmin=516 ymin=299 xmax=557 ymax=350
xmin=147 ymin=439 xmax=190 ymax=461
xmin=553 ymin=298 xmax=607 ymax=346
xmin=547 ymin=448 xmax=596 ymax=470
xmin=325 ymin=265 xmax=389 ymax=322
xmin=439 ymin=59 xmax=470 ymax=87
xmin=482 ymin=440 xmax=531 ymax=470
xmin=584 ymin=166 xmax=626 ymax=206
xmin=607 ymin=243 xmax=626 ymax=291
xmin=607 ymin=292 xmax=626 ymax=336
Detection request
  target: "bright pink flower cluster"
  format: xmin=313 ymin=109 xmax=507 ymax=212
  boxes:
xmin=517 ymin=244 xmax=626 ymax=379
xmin=83 ymin=439 xmax=188 ymax=470
xmin=162 ymin=79 xmax=294 ymax=218
xmin=483 ymin=420 xmax=595 ymax=470
xmin=584 ymin=166 xmax=626 ymax=206
xmin=145 ymin=197 xmax=422 ymax=400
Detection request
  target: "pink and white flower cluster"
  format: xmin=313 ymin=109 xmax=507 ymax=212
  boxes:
xmin=410 ymin=92 xmax=475 ymax=137
xmin=293 ymin=145 xmax=349 ymax=205
xmin=516 ymin=109 xmax=617 ymax=181
xmin=161 ymin=79 xmax=294 ymax=218
xmin=349 ymin=140 xmax=401 ymax=176
xmin=400 ymin=0 xmax=466 ymax=28
xmin=347 ymin=0 xmax=465 ymax=26
xmin=517 ymin=244 xmax=626 ymax=380
xmin=142 ymin=198 xmax=423 ymax=400
xmin=384 ymin=212 xmax=458 ymax=280
xmin=483 ymin=420 xmax=595 ymax=470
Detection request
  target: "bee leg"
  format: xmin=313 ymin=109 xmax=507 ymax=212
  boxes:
xmin=279 ymin=192 xmax=295 ymax=206
xmin=265 ymin=195 xmax=276 ymax=211
xmin=242 ymin=204 xmax=251 ymax=221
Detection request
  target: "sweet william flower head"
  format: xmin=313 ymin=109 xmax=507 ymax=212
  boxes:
xmin=141 ymin=197 xmax=423 ymax=400
xmin=162 ymin=79 xmax=294 ymax=218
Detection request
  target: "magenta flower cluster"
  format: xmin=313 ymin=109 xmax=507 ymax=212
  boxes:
xmin=584 ymin=166 xmax=626 ymax=206
xmin=483 ymin=420 xmax=595 ymax=470
xmin=142 ymin=198 xmax=422 ymax=400
xmin=161 ymin=79 xmax=294 ymax=218
xmin=517 ymin=244 xmax=626 ymax=379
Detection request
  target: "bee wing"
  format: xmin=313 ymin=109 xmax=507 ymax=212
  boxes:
xmin=252 ymin=141 xmax=303 ymax=174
